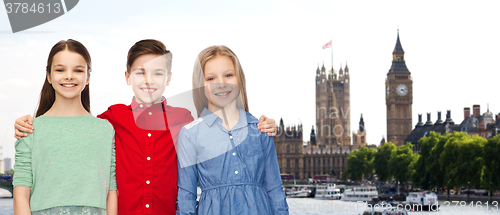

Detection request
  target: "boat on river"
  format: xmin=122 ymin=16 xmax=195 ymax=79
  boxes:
xmin=284 ymin=185 xmax=315 ymax=198
xmin=406 ymin=191 xmax=439 ymax=211
xmin=314 ymin=183 xmax=341 ymax=200
xmin=341 ymin=186 xmax=378 ymax=202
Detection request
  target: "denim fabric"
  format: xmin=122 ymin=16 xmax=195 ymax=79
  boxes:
xmin=176 ymin=108 xmax=288 ymax=215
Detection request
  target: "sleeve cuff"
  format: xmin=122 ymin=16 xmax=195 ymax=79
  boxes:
xmin=176 ymin=199 xmax=198 ymax=215
xmin=274 ymin=211 xmax=289 ymax=215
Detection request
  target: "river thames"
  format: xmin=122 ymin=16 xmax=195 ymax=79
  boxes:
xmin=0 ymin=197 xmax=498 ymax=215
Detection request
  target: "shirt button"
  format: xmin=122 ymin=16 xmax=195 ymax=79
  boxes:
xmin=230 ymin=136 xmax=233 ymax=139
xmin=232 ymin=152 xmax=236 ymax=156
xmin=146 ymin=180 xmax=150 ymax=184
xmin=149 ymin=112 xmax=152 ymax=115
xmin=235 ymin=170 xmax=239 ymax=174
xmin=145 ymin=204 xmax=150 ymax=208
xmin=148 ymin=133 xmax=151 ymax=137
xmin=147 ymin=156 xmax=151 ymax=161
xmin=140 ymin=104 xmax=144 ymax=108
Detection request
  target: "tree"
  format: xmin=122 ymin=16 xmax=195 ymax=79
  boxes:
xmin=407 ymin=153 xmax=420 ymax=189
xmin=374 ymin=142 xmax=396 ymax=182
xmin=412 ymin=133 xmax=435 ymax=189
xmin=389 ymin=142 xmax=416 ymax=184
xmin=425 ymin=132 xmax=449 ymax=189
xmin=345 ymin=146 xmax=376 ymax=181
xmin=482 ymin=134 xmax=500 ymax=190
xmin=440 ymin=132 xmax=485 ymax=189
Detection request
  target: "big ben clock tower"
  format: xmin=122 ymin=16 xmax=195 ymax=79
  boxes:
xmin=386 ymin=30 xmax=413 ymax=146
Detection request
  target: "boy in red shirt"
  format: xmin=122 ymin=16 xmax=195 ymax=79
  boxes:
xmin=14 ymin=39 xmax=277 ymax=215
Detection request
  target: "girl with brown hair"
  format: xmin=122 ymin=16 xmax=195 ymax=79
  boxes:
xmin=12 ymin=39 xmax=117 ymax=215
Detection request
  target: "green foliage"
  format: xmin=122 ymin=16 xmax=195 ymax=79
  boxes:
xmin=389 ymin=142 xmax=417 ymax=184
xmin=482 ymin=134 xmax=500 ymax=190
xmin=407 ymin=153 xmax=420 ymax=185
xmin=412 ymin=132 xmax=439 ymax=189
xmin=374 ymin=142 xmax=396 ymax=182
xmin=345 ymin=146 xmax=376 ymax=181
xmin=372 ymin=131 xmax=498 ymax=191
xmin=440 ymin=132 xmax=485 ymax=189
xmin=426 ymin=132 xmax=448 ymax=189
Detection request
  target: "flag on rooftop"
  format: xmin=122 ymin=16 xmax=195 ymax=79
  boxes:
xmin=322 ymin=40 xmax=332 ymax=49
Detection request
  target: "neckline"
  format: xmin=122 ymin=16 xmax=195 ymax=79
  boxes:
xmin=39 ymin=114 xmax=92 ymax=118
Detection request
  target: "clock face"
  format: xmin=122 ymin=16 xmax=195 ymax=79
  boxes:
xmin=386 ymin=86 xmax=390 ymax=96
xmin=396 ymin=84 xmax=408 ymax=96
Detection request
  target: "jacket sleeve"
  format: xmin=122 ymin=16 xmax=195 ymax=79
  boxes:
xmin=261 ymin=133 xmax=289 ymax=215
xmin=13 ymin=134 xmax=33 ymax=188
xmin=176 ymin=127 xmax=198 ymax=215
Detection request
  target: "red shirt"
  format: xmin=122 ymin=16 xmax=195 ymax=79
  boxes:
xmin=98 ymin=98 xmax=194 ymax=215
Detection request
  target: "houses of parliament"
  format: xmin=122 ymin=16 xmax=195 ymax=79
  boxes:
xmin=275 ymin=31 xmax=413 ymax=180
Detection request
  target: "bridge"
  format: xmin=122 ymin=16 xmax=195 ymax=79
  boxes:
xmin=0 ymin=180 xmax=13 ymax=196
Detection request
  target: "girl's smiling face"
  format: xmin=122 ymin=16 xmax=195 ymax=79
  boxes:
xmin=48 ymin=49 xmax=89 ymax=100
xmin=203 ymin=55 xmax=240 ymax=109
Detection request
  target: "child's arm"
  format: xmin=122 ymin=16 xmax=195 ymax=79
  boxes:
xmin=13 ymin=187 xmax=31 ymax=215
xmin=13 ymin=135 xmax=34 ymax=215
xmin=106 ymin=191 xmax=118 ymax=215
xmin=176 ymin=128 xmax=198 ymax=215
xmin=107 ymin=135 xmax=118 ymax=215
xmin=261 ymin=134 xmax=289 ymax=214
xmin=14 ymin=115 xmax=34 ymax=139
xmin=257 ymin=115 xmax=277 ymax=136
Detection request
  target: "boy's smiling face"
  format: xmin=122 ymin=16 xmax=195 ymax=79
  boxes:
xmin=125 ymin=54 xmax=171 ymax=106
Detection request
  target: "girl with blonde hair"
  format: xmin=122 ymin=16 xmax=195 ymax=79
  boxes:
xmin=176 ymin=45 xmax=288 ymax=215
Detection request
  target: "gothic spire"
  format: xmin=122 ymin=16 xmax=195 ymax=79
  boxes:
xmin=393 ymin=29 xmax=405 ymax=54
xmin=359 ymin=114 xmax=365 ymax=132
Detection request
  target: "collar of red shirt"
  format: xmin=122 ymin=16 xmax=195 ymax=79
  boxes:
xmin=130 ymin=96 xmax=168 ymax=111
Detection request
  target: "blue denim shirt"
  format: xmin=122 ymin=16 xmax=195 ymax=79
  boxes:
xmin=176 ymin=108 xmax=288 ymax=215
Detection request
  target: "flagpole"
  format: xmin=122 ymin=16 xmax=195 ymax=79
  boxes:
xmin=330 ymin=37 xmax=333 ymax=70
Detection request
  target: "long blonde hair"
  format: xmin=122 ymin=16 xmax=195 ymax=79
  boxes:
xmin=192 ymin=45 xmax=249 ymax=117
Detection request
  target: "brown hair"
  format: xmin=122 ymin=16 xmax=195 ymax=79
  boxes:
xmin=126 ymin=39 xmax=172 ymax=73
xmin=35 ymin=39 xmax=92 ymax=117
xmin=192 ymin=45 xmax=249 ymax=117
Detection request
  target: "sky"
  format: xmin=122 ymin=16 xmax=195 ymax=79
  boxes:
xmin=0 ymin=0 xmax=499 ymax=165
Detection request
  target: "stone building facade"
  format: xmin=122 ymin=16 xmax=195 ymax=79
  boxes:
xmin=275 ymin=62 xmax=367 ymax=180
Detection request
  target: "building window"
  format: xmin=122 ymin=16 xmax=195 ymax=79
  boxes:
xmin=361 ymin=136 xmax=365 ymax=143
xmin=286 ymin=145 xmax=290 ymax=153
xmin=287 ymin=159 xmax=290 ymax=168
xmin=295 ymin=145 xmax=299 ymax=153
xmin=295 ymin=159 xmax=299 ymax=168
